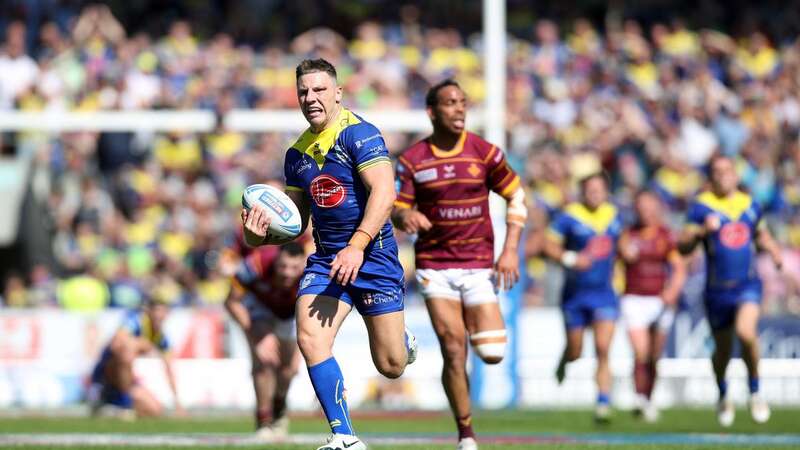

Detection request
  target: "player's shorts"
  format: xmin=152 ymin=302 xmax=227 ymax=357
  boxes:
xmin=298 ymin=254 xmax=404 ymax=316
xmin=561 ymin=287 xmax=619 ymax=330
xmin=415 ymin=268 xmax=497 ymax=307
xmin=87 ymin=382 xmax=133 ymax=409
xmin=621 ymin=294 xmax=675 ymax=331
xmin=243 ymin=294 xmax=295 ymax=341
xmin=704 ymin=279 xmax=762 ymax=331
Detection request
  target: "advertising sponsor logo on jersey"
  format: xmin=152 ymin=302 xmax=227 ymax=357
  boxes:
xmin=362 ymin=291 xmax=398 ymax=305
xmin=438 ymin=205 xmax=482 ymax=220
xmin=586 ymin=235 xmax=613 ymax=259
xmin=414 ymin=168 xmax=438 ymax=183
xmin=310 ymin=174 xmax=347 ymax=208
xmin=443 ymin=164 xmax=456 ymax=179
xmin=355 ymin=133 xmax=382 ymax=149
xmin=296 ymin=157 xmax=313 ymax=174
xmin=332 ymin=144 xmax=351 ymax=165
xmin=719 ymin=222 xmax=751 ymax=249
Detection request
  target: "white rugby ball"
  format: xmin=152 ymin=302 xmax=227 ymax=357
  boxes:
xmin=242 ymin=184 xmax=302 ymax=244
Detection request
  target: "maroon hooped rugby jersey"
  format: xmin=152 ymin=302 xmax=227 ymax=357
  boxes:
xmin=395 ymin=131 xmax=521 ymax=269
xmin=621 ymin=225 xmax=678 ymax=296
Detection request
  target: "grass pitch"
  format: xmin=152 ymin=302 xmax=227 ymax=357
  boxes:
xmin=1 ymin=408 xmax=798 ymax=449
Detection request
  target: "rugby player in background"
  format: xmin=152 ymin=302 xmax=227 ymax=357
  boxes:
xmin=679 ymin=155 xmax=783 ymax=427
xmin=87 ymin=297 xmax=184 ymax=419
xmin=224 ymin=242 xmax=306 ymax=440
xmin=619 ymin=190 xmax=686 ymax=422
xmin=392 ymin=80 xmax=526 ymax=450
xmin=544 ymin=172 xmax=622 ymax=423
xmin=242 ymin=58 xmax=417 ymax=450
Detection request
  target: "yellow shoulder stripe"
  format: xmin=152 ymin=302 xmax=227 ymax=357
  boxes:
xmin=564 ymin=201 xmax=617 ymax=234
xmin=696 ymin=190 xmax=752 ymax=221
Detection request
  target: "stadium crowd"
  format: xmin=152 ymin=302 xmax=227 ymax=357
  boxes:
xmin=1 ymin=5 xmax=799 ymax=315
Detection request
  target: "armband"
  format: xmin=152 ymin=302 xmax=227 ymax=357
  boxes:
xmin=348 ymin=228 xmax=373 ymax=251
xmin=561 ymin=251 xmax=578 ymax=268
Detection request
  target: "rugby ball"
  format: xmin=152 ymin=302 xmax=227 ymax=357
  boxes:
xmin=242 ymin=184 xmax=302 ymax=244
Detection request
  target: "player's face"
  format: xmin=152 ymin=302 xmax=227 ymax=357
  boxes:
xmin=147 ymin=303 xmax=169 ymax=331
xmin=297 ymin=71 xmax=342 ymax=131
xmin=273 ymin=253 xmax=306 ymax=289
xmin=582 ymin=177 xmax=608 ymax=210
xmin=710 ymin=157 xmax=738 ymax=195
xmin=635 ymin=192 xmax=661 ymax=227
xmin=429 ymin=85 xmax=466 ymax=135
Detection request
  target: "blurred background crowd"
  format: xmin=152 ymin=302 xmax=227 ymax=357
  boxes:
xmin=1 ymin=1 xmax=799 ymax=316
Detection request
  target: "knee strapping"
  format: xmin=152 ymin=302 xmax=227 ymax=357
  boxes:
xmin=469 ymin=329 xmax=507 ymax=361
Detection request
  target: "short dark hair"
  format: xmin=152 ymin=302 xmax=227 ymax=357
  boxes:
xmin=279 ymin=241 xmax=306 ymax=257
xmin=295 ymin=58 xmax=337 ymax=81
xmin=578 ymin=171 xmax=610 ymax=191
xmin=425 ymin=79 xmax=462 ymax=107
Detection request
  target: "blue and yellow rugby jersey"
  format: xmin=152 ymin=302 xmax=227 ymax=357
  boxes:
xmin=283 ymin=108 xmax=402 ymax=281
xmin=685 ymin=190 xmax=764 ymax=289
xmin=547 ymin=202 xmax=623 ymax=290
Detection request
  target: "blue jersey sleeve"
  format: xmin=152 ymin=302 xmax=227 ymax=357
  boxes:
xmin=748 ymin=200 xmax=764 ymax=230
xmin=345 ymin=123 xmax=391 ymax=172
xmin=283 ymin=149 xmax=304 ymax=192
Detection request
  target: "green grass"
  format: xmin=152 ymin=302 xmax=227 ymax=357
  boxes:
xmin=1 ymin=408 xmax=798 ymax=449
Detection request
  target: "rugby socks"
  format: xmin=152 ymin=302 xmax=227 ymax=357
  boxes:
xmin=646 ymin=359 xmax=657 ymax=398
xmin=718 ymin=379 xmax=728 ymax=399
xmin=456 ymin=414 xmax=476 ymax=440
xmin=597 ymin=392 xmax=610 ymax=406
xmin=308 ymin=357 xmax=355 ymax=436
xmin=273 ymin=394 xmax=287 ymax=420
xmin=256 ymin=407 xmax=272 ymax=428
xmin=749 ymin=377 xmax=760 ymax=394
xmin=633 ymin=362 xmax=650 ymax=398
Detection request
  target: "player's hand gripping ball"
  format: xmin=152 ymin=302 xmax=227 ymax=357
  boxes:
xmin=241 ymin=184 xmax=302 ymax=244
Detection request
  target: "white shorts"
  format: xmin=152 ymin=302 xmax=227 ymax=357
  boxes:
xmin=415 ymin=268 xmax=497 ymax=307
xmin=621 ymin=294 xmax=675 ymax=331
xmin=243 ymin=294 xmax=295 ymax=341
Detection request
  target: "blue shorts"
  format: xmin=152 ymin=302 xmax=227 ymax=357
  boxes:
xmin=705 ymin=279 xmax=762 ymax=331
xmin=561 ymin=287 xmax=619 ymax=330
xmin=298 ymin=254 xmax=405 ymax=316
xmin=92 ymin=382 xmax=133 ymax=409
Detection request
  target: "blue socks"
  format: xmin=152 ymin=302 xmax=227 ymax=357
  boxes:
xmin=717 ymin=378 xmax=759 ymax=397
xmin=718 ymin=379 xmax=728 ymax=398
xmin=749 ymin=377 xmax=760 ymax=394
xmin=597 ymin=392 xmax=610 ymax=405
xmin=308 ymin=357 xmax=355 ymax=436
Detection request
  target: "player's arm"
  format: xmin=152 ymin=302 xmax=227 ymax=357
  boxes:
xmin=617 ymin=230 xmax=639 ymax=263
xmin=285 ymin=189 xmax=312 ymax=234
xmin=391 ymin=157 xmax=432 ymax=234
xmin=224 ymin=279 xmax=251 ymax=332
xmin=662 ymin=250 xmax=686 ymax=306
xmin=542 ymin=216 xmax=591 ymax=271
xmin=108 ymin=328 xmax=138 ymax=361
xmin=330 ymin=161 xmax=395 ymax=285
xmin=160 ymin=350 xmax=186 ymax=416
xmin=494 ymin=185 xmax=527 ymax=290
xmin=678 ymin=203 xmax=720 ymax=255
xmin=756 ymin=224 xmax=784 ymax=270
